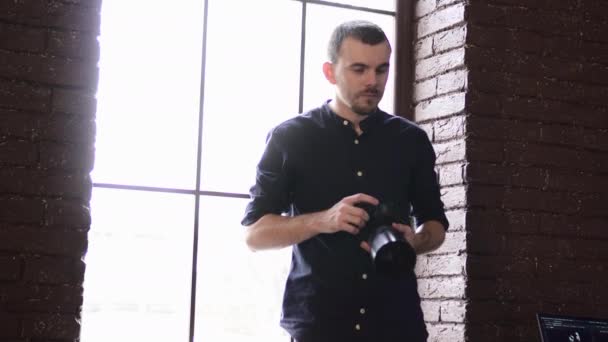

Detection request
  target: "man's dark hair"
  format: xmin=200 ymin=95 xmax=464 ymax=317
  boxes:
xmin=327 ymin=20 xmax=389 ymax=63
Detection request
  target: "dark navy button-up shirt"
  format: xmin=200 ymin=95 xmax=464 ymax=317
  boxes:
xmin=242 ymin=103 xmax=449 ymax=342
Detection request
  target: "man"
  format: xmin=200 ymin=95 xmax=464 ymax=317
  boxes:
xmin=241 ymin=20 xmax=449 ymax=342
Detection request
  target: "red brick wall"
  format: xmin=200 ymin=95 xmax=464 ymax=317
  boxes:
xmin=0 ymin=1 xmax=100 ymax=341
xmin=413 ymin=0 xmax=608 ymax=341
xmin=465 ymin=0 xmax=608 ymax=340
xmin=414 ymin=0 xmax=608 ymax=341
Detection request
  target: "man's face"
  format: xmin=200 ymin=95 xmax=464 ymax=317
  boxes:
xmin=328 ymin=37 xmax=391 ymax=116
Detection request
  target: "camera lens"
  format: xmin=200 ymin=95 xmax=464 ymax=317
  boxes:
xmin=369 ymin=224 xmax=416 ymax=277
xmin=374 ymin=240 xmax=417 ymax=277
xmin=355 ymin=202 xmax=416 ymax=276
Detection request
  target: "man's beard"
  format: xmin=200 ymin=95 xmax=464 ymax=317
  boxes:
xmin=352 ymin=90 xmax=382 ymax=116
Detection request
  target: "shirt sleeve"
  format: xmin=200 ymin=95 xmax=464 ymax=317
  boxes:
xmin=409 ymin=129 xmax=450 ymax=230
xmin=241 ymin=128 xmax=291 ymax=226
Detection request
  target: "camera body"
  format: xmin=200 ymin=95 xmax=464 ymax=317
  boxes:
xmin=356 ymin=202 xmax=416 ymax=277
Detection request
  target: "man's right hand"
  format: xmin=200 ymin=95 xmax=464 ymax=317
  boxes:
xmin=311 ymin=193 xmax=379 ymax=235
xmin=245 ymin=193 xmax=379 ymax=251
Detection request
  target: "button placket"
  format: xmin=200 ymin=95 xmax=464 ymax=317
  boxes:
xmin=349 ymin=134 xmax=363 ymax=181
xmin=354 ymin=270 xmax=370 ymax=335
xmin=352 ymin=130 xmax=364 ymax=181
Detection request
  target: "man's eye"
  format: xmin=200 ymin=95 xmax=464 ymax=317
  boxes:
xmin=353 ymin=68 xmax=365 ymax=74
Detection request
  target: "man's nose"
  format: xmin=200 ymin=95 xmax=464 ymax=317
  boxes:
xmin=364 ymin=70 xmax=378 ymax=86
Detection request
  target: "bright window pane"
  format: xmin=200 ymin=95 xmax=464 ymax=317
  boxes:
xmin=92 ymin=0 xmax=204 ymax=189
xmin=329 ymin=0 xmax=395 ymax=12
xmin=200 ymin=0 xmax=301 ymax=194
xmin=195 ymin=196 xmax=291 ymax=342
xmin=303 ymin=5 xmax=396 ymax=114
xmin=81 ymin=188 xmax=194 ymax=342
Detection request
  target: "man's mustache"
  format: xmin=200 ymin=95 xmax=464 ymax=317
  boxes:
xmin=359 ymin=88 xmax=380 ymax=96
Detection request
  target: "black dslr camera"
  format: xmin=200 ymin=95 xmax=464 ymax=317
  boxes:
xmin=356 ymin=202 xmax=417 ymax=277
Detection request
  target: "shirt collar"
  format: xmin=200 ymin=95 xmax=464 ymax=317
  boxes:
xmin=321 ymin=101 xmax=385 ymax=134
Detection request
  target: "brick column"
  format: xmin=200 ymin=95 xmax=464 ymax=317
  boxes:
xmin=0 ymin=1 xmax=100 ymax=341
xmin=412 ymin=1 xmax=468 ymax=341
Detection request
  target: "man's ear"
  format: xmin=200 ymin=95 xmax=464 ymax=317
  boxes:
xmin=323 ymin=61 xmax=336 ymax=84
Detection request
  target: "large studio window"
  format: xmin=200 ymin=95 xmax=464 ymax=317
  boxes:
xmin=81 ymin=1 xmax=396 ymax=341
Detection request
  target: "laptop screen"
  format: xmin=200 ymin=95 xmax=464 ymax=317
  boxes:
xmin=537 ymin=313 xmax=608 ymax=342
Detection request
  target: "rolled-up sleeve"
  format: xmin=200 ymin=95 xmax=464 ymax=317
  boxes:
xmin=409 ymin=130 xmax=450 ymax=230
xmin=241 ymin=128 xmax=291 ymax=226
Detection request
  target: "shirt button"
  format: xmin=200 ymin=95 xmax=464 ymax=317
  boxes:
xmin=354 ymin=139 xmax=359 ymax=144
xmin=361 ymin=273 xmax=368 ymax=280
xmin=360 ymin=308 xmax=366 ymax=314
xmin=343 ymin=120 xmax=349 ymax=126
xmin=355 ymin=324 xmax=361 ymax=331
xmin=356 ymin=171 xmax=363 ymax=177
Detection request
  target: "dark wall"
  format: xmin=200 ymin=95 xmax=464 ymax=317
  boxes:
xmin=465 ymin=0 xmax=608 ymax=340
xmin=0 ymin=1 xmax=100 ymax=340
